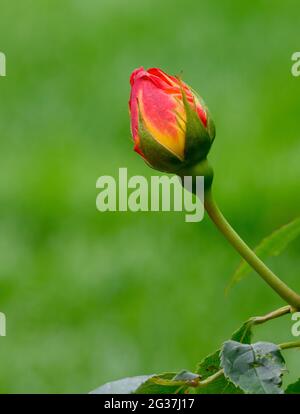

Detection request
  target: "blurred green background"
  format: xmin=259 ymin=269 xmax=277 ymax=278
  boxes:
xmin=0 ymin=0 xmax=300 ymax=393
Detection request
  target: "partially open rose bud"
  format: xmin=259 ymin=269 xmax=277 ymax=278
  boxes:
xmin=129 ymin=67 xmax=215 ymax=173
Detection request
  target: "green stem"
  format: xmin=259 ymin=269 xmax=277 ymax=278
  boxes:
xmin=250 ymin=305 xmax=291 ymax=326
xmin=204 ymin=189 xmax=300 ymax=310
xmin=197 ymin=369 xmax=224 ymax=387
xmin=279 ymin=340 xmax=300 ymax=350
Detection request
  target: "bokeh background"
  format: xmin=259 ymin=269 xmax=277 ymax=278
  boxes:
xmin=0 ymin=0 xmax=300 ymax=393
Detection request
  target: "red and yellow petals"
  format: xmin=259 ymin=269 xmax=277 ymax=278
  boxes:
xmin=130 ymin=68 xmax=186 ymax=159
xmin=138 ymin=86 xmax=186 ymax=159
xmin=129 ymin=67 xmax=214 ymax=172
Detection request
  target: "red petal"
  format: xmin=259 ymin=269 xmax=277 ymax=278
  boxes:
xmin=130 ymin=67 xmax=146 ymax=86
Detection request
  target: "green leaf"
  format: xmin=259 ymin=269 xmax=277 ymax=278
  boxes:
xmin=227 ymin=217 xmax=300 ymax=292
xmin=173 ymin=370 xmax=200 ymax=383
xmin=90 ymin=375 xmax=152 ymax=394
xmin=231 ymin=320 xmax=253 ymax=344
xmin=195 ymin=349 xmax=243 ymax=394
xmin=285 ymin=378 xmax=300 ymax=394
xmin=194 ymin=320 xmax=252 ymax=394
xmin=135 ymin=371 xmax=199 ymax=394
xmin=221 ymin=340 xmax=286 ymax=394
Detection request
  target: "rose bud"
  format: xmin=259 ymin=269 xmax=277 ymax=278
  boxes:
xmin=129 ymin=67 xmax=215 ymax=174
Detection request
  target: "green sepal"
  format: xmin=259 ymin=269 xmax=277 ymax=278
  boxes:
xmin=180 ymin=85 xmax=213 ymax=165
xmin=192 ymin=90 xmax=216 ymax=142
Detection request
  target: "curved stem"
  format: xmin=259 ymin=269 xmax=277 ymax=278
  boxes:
xmin=197 ymin=369 xmax=224 ymax=387
xmin=204 ymin=189 xmax=300 ymax=310
xmin=251 ymin=305 xmax=291 ymax=325
xmin=279 ymin=340 xmax=300 ymax=350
